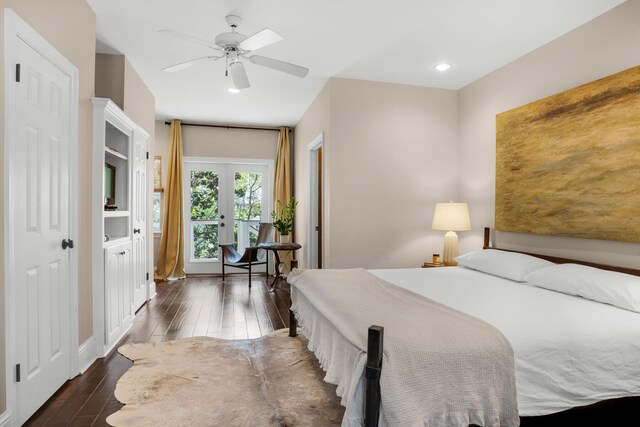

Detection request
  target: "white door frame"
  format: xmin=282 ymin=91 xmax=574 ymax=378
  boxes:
xmin=307 ymin=133 xmax=324 ymax=269
xmin=183 ymin=157 xmax=274 ymax=274
xmin=4 ymin=8 xmax=80 ymax=423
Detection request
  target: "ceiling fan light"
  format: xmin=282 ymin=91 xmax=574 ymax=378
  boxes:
xmin=227 ymin=87 xmax=240 ymax=94
xmin=434 ymin=63 xmax=453 ymax=72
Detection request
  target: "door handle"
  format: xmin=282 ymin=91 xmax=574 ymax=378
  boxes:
xmin=133 ymin=228 xmax=140 ymax=234
xmin=62 ymin=239 xmax=74 ymax=250
xmin=119 ymin=251 xmax=126 ymax=255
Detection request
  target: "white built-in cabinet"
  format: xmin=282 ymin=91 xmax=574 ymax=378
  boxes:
xmin=104 ymin=241 xmax=133 ymax=347
xmin=92 ymin=98 xmax=150 ymax=356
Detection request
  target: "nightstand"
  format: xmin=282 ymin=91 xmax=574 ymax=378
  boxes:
xmin=422 ymin=262 xmax=457 ymax=268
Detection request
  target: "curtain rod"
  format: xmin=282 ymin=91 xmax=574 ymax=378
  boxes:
xmin=164 ymin=121 xmax=291 ymax=132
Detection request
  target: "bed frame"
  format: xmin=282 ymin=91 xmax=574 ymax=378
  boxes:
xmin=288 ymin=227 xmax=640 ymax=427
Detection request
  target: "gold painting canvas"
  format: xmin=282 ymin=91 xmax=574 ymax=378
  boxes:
xmin=496 ymin=65 xmax=640 ymax=242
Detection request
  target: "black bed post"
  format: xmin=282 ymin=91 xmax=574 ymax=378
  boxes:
xmin=289 ymin=308 xmax=297 ymax=337
xmin=483 ymin=227 xmax=491 ymax=249
xmin=364 ymin=325 xmax=384 ymax=427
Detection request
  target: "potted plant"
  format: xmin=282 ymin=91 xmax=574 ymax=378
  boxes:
xmin=271 ymin=197 xmax=298 ymax=243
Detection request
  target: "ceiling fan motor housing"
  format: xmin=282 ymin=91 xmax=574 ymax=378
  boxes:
xmin=214 ymin=32 xmax=248 ymax=50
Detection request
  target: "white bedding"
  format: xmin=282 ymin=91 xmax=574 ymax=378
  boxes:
xmin=370 ymin=267 xmax=640 ymax=416
xmin=290 ymin=268 xmax=518 ymax=427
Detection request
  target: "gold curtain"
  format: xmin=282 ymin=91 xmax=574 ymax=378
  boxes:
xmin=155 ymin=120 xmax=186 ymax=281
xmin=273 ymin=127 xmax=292 ymax=240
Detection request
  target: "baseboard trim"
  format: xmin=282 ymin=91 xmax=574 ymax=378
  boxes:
xmin=184 ymin=272 xmax=269 ymax=278
xmin=0 ymin=410 xmax=11 ymax=427
xmin=78 ymin=335 xmax=97 ymax=374
xmin=148 ymin=281 xmax=156 ymax=299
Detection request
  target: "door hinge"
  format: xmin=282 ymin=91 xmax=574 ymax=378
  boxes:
xmin=146 ymin=272 xmax=149 ymax=281
xmin=146 ymin=151 xmax=149 ymax=160
xmin=16 ymin=364 xmax=21 ymax=382
xmin=15 ymin=64 xmax=21 ymax=82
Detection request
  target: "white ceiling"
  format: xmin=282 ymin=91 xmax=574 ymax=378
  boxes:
xmin=87 ymin=0 xmax=625 ymax=127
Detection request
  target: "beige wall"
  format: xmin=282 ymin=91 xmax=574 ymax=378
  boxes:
xmin=95 ymin=53 xmax=124 ymax=109
xmin=294 ymin=78 xmax=459 ymax=269
xmin=458 ymin=0 xmax=640 ymax=267
xmin=123 ymin=58 xmax=156 ymax=290
xmin=293 ymin=82 xmax=332 ymax=269
xmin=153 ymin=120 xmax=278 ymax=266
xmin=0 ymin=0 xmax=97 ymax=413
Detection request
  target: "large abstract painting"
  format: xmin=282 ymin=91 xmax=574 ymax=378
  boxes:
xmin=496 ymin=65 xmax=640 ymax=242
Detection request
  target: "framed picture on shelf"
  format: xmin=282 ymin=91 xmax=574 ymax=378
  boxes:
xmin=104 ymin=163 xmax=116 ymax=207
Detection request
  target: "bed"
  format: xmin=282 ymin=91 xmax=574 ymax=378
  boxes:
xmin=287 ymin=228 xmax=640 ymax=426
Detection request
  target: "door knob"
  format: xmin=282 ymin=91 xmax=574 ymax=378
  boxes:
xmin=220 ymin=215 xmax=225 ymax=219
xmin=220 ymin=223 xmax=225 ymax=227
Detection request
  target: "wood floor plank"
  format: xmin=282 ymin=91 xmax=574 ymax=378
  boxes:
xmin=252 ymin=284 xmax=276 ymax=337
xmin=71 ymin=357 xmax=132 ymax=418
xmin=35 ymin=353 xmax=123 ymax=426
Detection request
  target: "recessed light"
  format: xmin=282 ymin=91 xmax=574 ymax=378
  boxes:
xmin=434 ymin=63 xmax=452 ymax=72
xmin=227 ymin=87 xmax=240 ymax=94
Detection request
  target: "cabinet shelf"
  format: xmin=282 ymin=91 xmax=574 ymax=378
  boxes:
xmin=104 ymin=210 xmax=130 ymax=218
xmin=103 ymin=236 xmax=129 ymax=248
xmin=105 ymin=146 xmax=128 ymax=160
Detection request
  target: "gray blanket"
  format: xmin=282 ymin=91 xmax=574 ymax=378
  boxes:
xmin=289 ymin=268 xmax=519 ymax=427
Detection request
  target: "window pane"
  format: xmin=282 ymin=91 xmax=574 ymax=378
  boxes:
xmin=193 ymin=224 xmax=218 ymax=259
xmin=234 ymin=172 xmax=262 ymax=220
xmin=153 ymin=192 xmax=161 ymax=232
xmin=190 ymin=171 xmax=218 ymax=221
xmin=234 ymin=172 xmax=262 ymax=251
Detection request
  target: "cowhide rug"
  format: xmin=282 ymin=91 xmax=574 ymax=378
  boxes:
xmin=106 ymin=329 xmax=345 ymax=426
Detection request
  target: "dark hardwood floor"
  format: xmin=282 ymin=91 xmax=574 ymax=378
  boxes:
xmin=25 ymin=275 xmax=291 ymax=426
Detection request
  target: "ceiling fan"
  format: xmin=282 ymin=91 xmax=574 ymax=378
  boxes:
xmin=160 ymin=15 xmax=309 ymax=91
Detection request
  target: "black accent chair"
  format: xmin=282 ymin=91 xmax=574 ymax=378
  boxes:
xmin=219 ymin=223 xmax=274 ymax=288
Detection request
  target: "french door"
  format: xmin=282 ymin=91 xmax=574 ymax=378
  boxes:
xmin=183 ymin=158 xmax=271 ymax=274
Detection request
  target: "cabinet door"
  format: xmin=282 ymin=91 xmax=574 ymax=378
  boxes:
xmin=120 ymin=244 xmax=134 ymax=331
xmin=104 ymin=246 xmax=122 ymax=348
xmin=131 ymin=129 xmax=148 ymax=311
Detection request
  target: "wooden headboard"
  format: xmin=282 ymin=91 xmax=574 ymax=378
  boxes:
xmin=483 ymin=227 xmax=640 ymax=277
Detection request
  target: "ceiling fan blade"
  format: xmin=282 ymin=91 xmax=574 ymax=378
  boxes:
xmin=249 ymin=55 xmax=309 ymax=78
xmin=162 ymin=56 xmax=220 ymax=72
xmin=229 ymin=61 xmax=250 ymax=89
xmin=159 ymin=30 xmax=219 ymax=50
xmin=239 ymin=28 xmax=283 ymax=52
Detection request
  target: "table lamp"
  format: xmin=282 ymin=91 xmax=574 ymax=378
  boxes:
xmin=432 ymin=202 xmax=471 ymax=265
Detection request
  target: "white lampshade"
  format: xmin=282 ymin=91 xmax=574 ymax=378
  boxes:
xmin=432 ymin=202 xmax=471 ymax=231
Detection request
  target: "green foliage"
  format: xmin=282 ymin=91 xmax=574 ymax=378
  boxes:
xmin=190 ymin=171 xmax=218 ymax=220
xmin=190 ymin=171 xmax=218 ymax=259
xmin=271 ymin=197 xmax=298 ymax=235
xmin=193 ymin=224 xmax=218 ymax=259
xmin=234 ymin=172 xmax=262 ymax=221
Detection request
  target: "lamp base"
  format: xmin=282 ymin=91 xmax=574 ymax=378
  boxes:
xmin=442 ymin=231 xmax=459 ymax=265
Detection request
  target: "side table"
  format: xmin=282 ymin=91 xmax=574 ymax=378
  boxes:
xmin=258 ymin=242 xmax=302 ymax=290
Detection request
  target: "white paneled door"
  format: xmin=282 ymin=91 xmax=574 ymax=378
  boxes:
xmin=132 ymin=129 xmax=148 ymax=311
xmin=12 ymin=36 xmax=73 ymax=423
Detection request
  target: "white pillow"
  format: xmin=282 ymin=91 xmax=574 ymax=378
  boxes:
xmin=524 ymin=263 xmax=640 ymax=313
xmin=455 ymin=249 xmax=554 ymax=282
